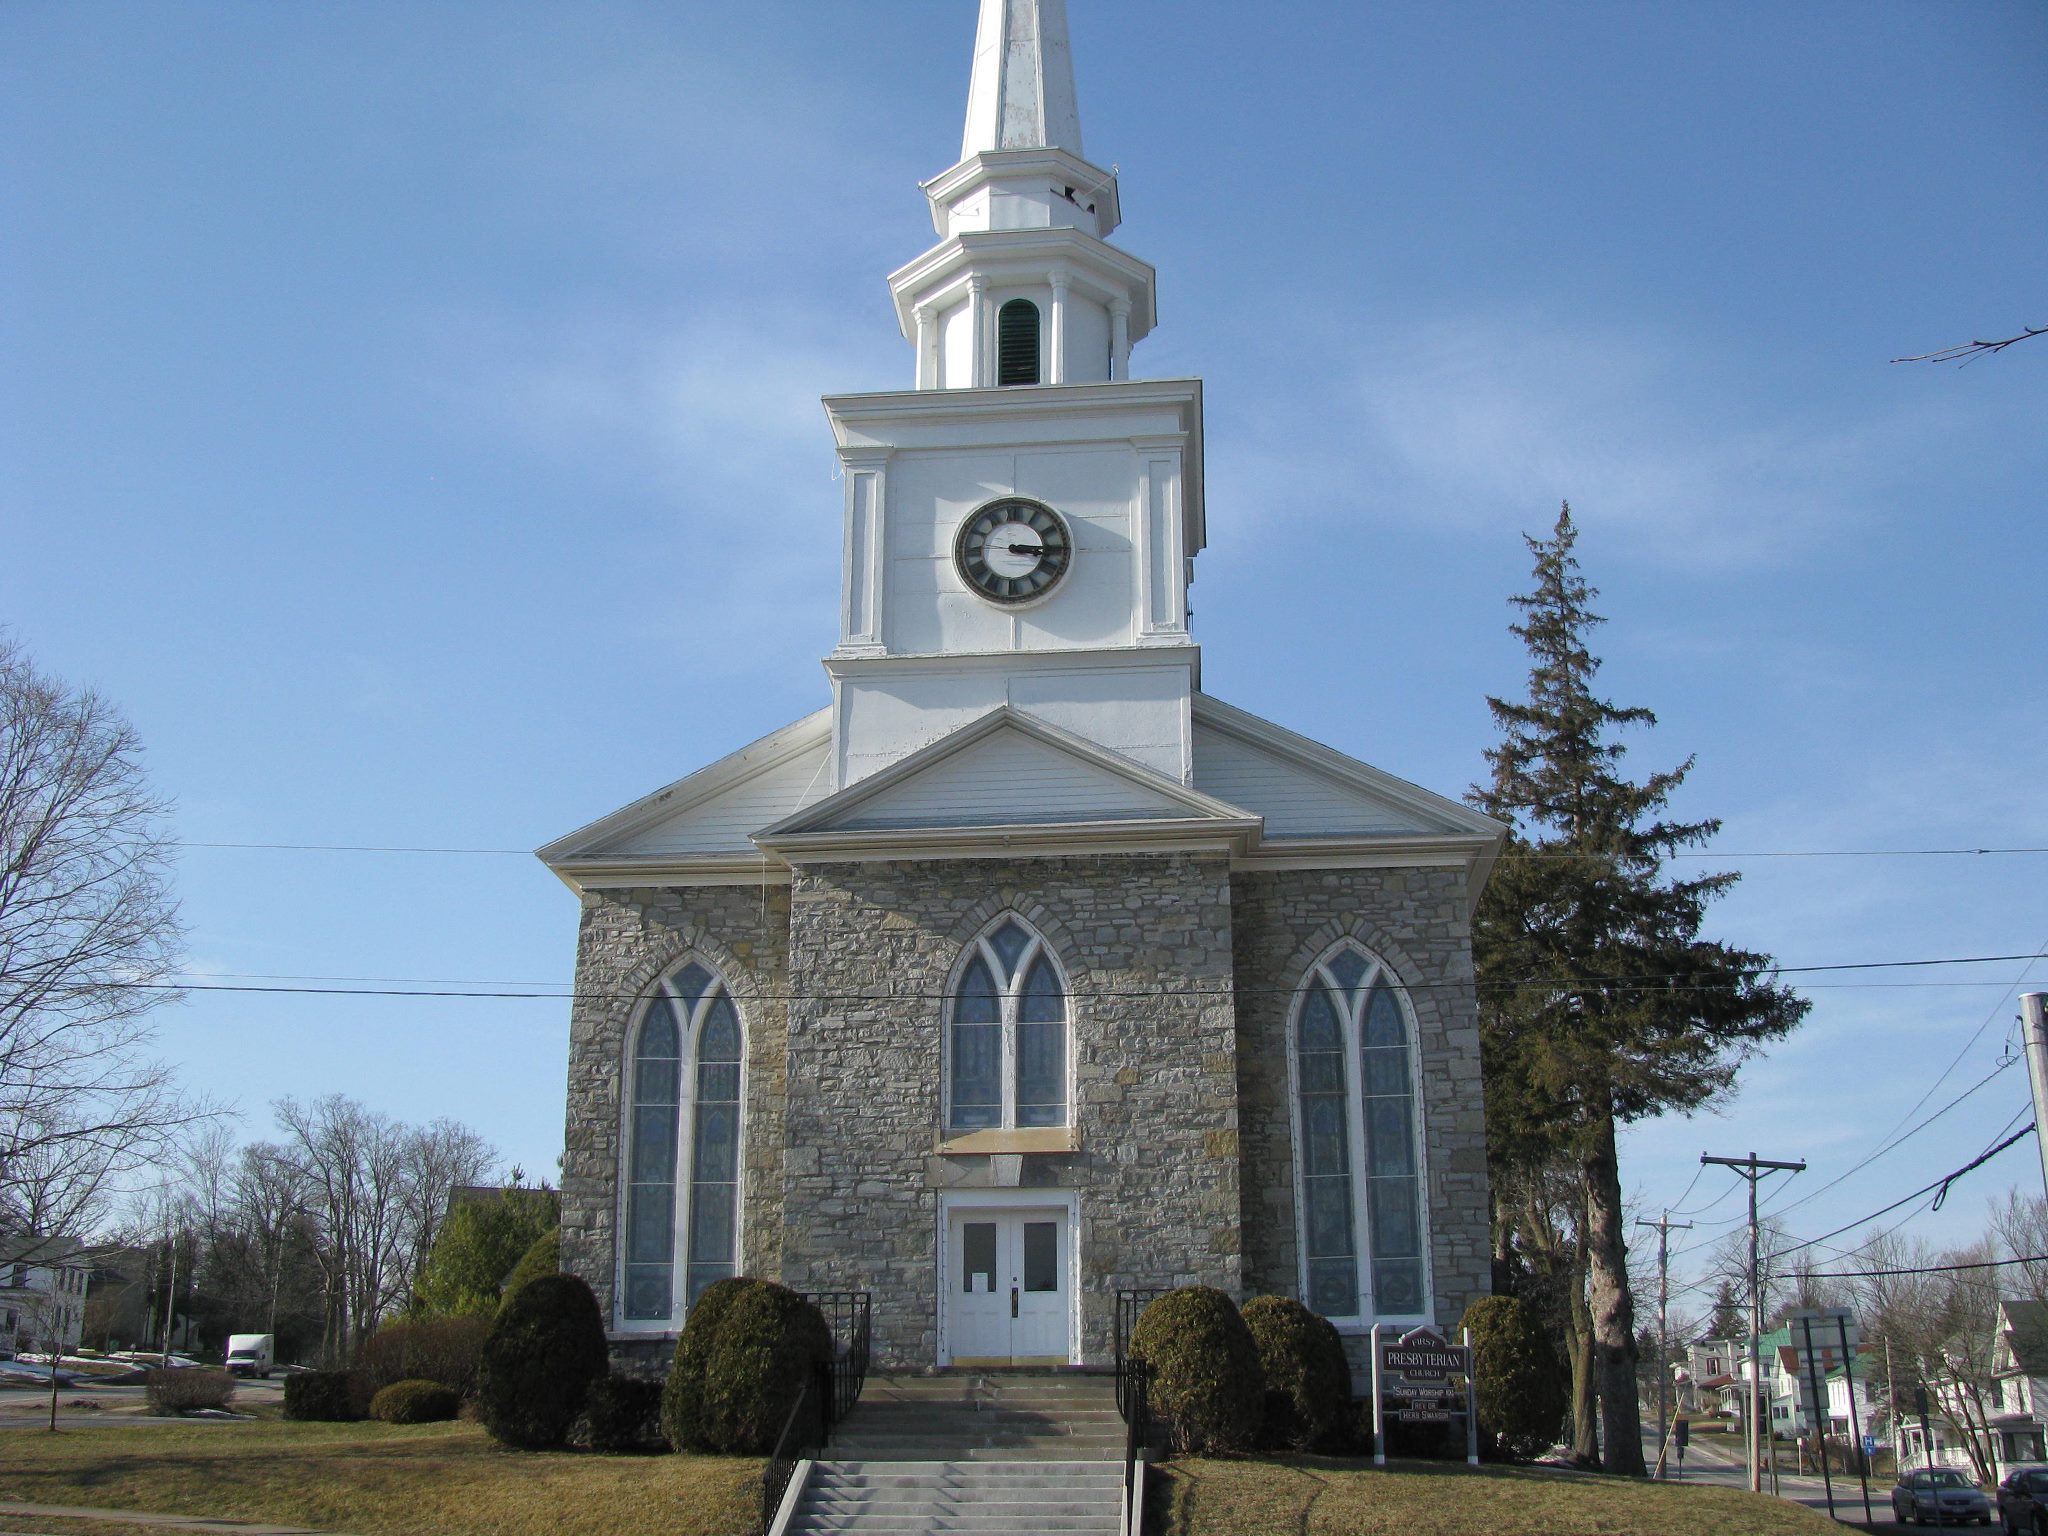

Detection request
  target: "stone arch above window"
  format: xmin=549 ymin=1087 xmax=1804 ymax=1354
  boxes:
xmin=1289 ymin=941 xmax=1428 ymax=1323
xmin=622 ymin=958 xmax=743 ymax=1327
xmin=997 ymin=299 xmax=1041 ymax=386
xmin=946 ymin=913 xmax=1068 ymax=1131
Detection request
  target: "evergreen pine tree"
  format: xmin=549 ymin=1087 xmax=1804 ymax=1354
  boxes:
xmin=1472 ymin=505 xmax=1808 ymax=1476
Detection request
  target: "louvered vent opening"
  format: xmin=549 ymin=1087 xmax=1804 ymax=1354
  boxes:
xmin=997 ymin=300 xmax=1041 ymax=386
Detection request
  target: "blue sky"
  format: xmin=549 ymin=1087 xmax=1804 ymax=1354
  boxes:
xmin=4 ymin=0 xmax=2044 ymax=1313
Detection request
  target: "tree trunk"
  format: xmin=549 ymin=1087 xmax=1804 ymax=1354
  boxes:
xmin=1567 ymin=1249 xmax=1599 ymax=1465
xmin=1583 ymin=1111 xmax=1646 ymax=1475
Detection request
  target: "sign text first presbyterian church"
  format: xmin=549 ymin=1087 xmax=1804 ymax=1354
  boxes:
xmin=539 ymin=0 xmax=1503 ymax=1386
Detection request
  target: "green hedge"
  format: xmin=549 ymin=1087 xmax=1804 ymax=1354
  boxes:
xmin=369 ymin=1378 xmax=461 ymax=1424
xmin=696 ymin=1279 xmax=832 ymax=1455
xmin=1130 ymin=1286 xmax=1265 ymax=1454
xmin=476 ymin=1273 xmax=610 ymax=1449
xmin=360 ymin=1316 xmax=491 ymax=1397
xmin=1240 ymin=1295 xmax=1352 ymax=1451
xmin=499 ymin=1226 xmax=561 ymax=1312
xmin=584 ymin=1374 xmax=667 ymax=1453
xmin=283 ymin=1369 xmax=369 ymax=1422
xmin=1462 ymin=1294 xmax=1567 ymax=1460
xmin=661 ymin=1276 xmax=751 ymax=1451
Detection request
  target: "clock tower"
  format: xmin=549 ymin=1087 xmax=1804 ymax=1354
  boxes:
xmin=824 ymin=0 xmax=1203 ymax=790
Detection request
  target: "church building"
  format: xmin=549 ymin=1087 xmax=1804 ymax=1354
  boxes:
xmin=540 ymin=0 xmax=1504 ymax=1383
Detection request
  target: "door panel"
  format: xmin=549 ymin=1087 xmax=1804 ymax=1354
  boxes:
xmin=945 ymin=1209 xmax=1070 ymax=1365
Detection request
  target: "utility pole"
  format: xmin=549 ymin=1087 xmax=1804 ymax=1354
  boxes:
xmin=1637 ymin=1212 xmax=1693 ymax=1479
xmin=2023 ymin=995 xmax=2048 ymax=1199
xmin=1703 ymin=1152 xmax=1806 ymax=1494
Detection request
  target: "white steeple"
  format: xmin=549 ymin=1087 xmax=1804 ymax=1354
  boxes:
xmin=961 ymin=0 xmax=1083 ymax=159
xmin=885 ymin=0 xmax=1154 ymax=391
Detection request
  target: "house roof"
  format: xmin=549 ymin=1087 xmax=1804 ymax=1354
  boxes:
xmin=0 ymin=1233 xmax=90 ymax=1269
xmin=538 ymin=694 xmax=1505 ymax=894
xmin=2001 ymin=1298 xmax=2048 ymax=1375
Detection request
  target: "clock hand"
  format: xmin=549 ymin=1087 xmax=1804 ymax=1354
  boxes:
xmin=1004 ymin=542 xmax=1044 ymax=556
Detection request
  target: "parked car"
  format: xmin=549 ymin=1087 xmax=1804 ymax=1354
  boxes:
xmin=1995 ymin=1466 xmax=2048 ymax=1534
xmin=1894 ymin=1467 xmax=1993 ymax=1526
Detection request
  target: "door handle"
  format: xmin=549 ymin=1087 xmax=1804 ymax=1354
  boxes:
xmin=1011 ymin=1285 xmax=1019 ymax=1319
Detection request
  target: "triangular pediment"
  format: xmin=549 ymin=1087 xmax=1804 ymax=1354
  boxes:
xmin=1191 ymin=694 xmax=1505 ymax=844
xmin=537 ymin=709 xmax=833 ymax=868
xmin=759 ymin=707 xmax=1258 ymax=842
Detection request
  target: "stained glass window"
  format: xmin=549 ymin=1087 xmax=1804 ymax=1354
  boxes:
xmin=1291 ymin=947 xmax=1427 ymax=1321
xmin=622 ymin=962 xmax=744 ymax=1325
xmin=948 ymin=916 xmax=1068 ymax=1131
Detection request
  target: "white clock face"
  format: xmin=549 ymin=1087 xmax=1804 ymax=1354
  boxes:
xmin=954 ymin=498 xmax=1072 ymax=604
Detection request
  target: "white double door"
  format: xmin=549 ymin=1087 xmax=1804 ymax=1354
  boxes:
xmin=945 ymin=1206 xmax=1070 ymax=1366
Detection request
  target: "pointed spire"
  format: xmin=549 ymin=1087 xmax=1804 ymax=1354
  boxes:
xmin=961 ymin=0 xmax=1082 ymax=159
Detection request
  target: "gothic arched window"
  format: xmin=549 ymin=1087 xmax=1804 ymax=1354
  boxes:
xmin=997 ymin=299 xmax=1041 ymax=386
xmin=622 ymin=960 xmax=743 ymax=1324
xmin=1289 ymin=943 xmax=1428 ymax=1321
xmin=948 ymin=915 xmax=1067 ymax=1130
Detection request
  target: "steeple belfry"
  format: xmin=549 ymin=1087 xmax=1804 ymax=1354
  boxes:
xmin=886 ymin=0 xmax=1155 ymax=391
xmin=962 ymin=0 xmax=1083 ymax=158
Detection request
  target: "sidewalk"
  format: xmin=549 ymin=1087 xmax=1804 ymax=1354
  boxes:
xmin=0 ymin=1504 xmax=345 ymax=1536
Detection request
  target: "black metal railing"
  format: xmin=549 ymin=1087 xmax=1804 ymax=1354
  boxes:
xmin=1113 ymin=1288 xmax=1167 ymax=1421
xmin=803 ymin=1290 xmax=872 ymax=1427
xmin=760 ymin=1362 xmax=828 ymax=1534
xmin=1122 ymin=1357 xmax=1151 ymax=1536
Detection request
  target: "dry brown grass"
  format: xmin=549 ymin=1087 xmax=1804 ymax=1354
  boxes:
xmin=0 ymin=1420 xmax=760 ymax=1536
xmin=1157 ymin=1456 xmax=1853 ymax=1535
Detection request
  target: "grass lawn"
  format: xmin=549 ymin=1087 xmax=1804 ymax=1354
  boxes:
xmin=0 ymin=1420 xmax=761 ymax=1536
xmin=1156 ymin=1456 xmax=1851 ymax=1535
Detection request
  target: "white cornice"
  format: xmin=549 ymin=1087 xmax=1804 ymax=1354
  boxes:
xmin=545 ymin=853 xmax=792 ymax=895
xmin=920 ymin=148 xmax=1122 ymax=237
xmin=824 ymin=643 xmax=1198 ymax=682
xmin=887 ymin=229 xmax=1156 ymax=340
xmin=823 ymin=376 xmax=1199 ymax=446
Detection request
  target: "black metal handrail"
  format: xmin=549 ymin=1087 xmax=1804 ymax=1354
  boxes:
xmin=1122 ymin=1357 xmax=1151 ymax=1536
xmin=803 ymin=1290 xmax=872 ymax=1427
xmin=1113 ymin=1288 xmax=1167 ymax=1421
xmin=760 ymin=1362 xmax=827 ymax=1534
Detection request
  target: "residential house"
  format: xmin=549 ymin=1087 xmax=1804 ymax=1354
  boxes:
xmin=0 ymin=1234 xmax=91 ymax=1356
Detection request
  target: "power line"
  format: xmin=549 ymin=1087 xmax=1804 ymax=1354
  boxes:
xmin=1807 ymin=1252 xmax=2048 ymax=1280
xmin=101 ymin=949 xmax=2048 ymax=1004
xmin=1763 ymin=1122 xmax=2038 ymax=1262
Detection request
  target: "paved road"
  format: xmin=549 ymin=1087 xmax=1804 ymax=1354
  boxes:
xmin=0 ymin=1375 xmax=285 ymax=1428
xmin=1649 ymin=1427 xmax=1904 ymax=1526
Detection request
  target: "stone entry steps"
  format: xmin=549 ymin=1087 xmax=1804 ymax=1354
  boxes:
xmin=785 ymin=1460 xmax=1124 ymax=1536
xmin=824 ymin=1371 xmax=1125 ymax=1462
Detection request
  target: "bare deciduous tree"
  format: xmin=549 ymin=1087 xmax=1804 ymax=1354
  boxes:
xmin=0 ymin=639 xmax=203 ymax=1229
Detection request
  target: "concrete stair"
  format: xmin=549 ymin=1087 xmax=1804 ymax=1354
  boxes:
xmin=824 ymin=1371 xmax=1125 ymax=1462
xmin=775 ymin=1374 xmax=1130 ymax=1533
xmin=786 ymin=1459 xmax=1124 ymax=1535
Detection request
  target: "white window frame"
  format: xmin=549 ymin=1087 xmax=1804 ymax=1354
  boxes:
xmin=1283 ymin=941 xmax=1433 ymax=1330
xmin=616 ymin=959 xmax=746 ymax=1336
xmin=941 ymin=914 xmax=1073 ymax=1133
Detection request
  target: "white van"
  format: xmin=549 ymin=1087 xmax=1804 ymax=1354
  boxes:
xmin=224 ymin=1334 xmax=274 ymax=1378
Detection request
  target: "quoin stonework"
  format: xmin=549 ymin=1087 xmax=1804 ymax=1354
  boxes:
xmin=539 ymin=0 xmax=1504 ymax=1386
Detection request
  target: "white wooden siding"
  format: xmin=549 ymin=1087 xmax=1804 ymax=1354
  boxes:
xmin=1191 ymin=723 xmax=1424 ymax=838
xmin=828 ymin=726 xmax=1188 ymax=831
xmin=598 ymin=742 xmax=833 ymax=856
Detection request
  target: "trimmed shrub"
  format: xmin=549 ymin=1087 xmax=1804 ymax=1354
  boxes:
xmin=476 ymin=1272 xmax=609 ymax=1449
xmin=1241 ymin=1295 xmax=1352 ymax=1451
xmin=498 ymin=1226 xmax=561 ymax=1312
xmin=698 ymin=1280 xmax=833 ymax=1455
xmin=370 ymin=1378 xmax=461 ymax=1424
xmin=361 ymin=1316 xmax=492 ymax=1397
xmin=145 ymin=1367 xmax=235 ymax=1414
xmin=1462 ymin=1294 xmax=1567 ymax=1460
xmin=283 ymin=1369 xmax=369 ymax=1422
xmin=661 ymin=1276 xmax=751 ymax=1452
xmin=1130 ymin=1287 xmax=1265 ymax=1454
xmin=584 ymin=1374 xmax=668 ymax=1453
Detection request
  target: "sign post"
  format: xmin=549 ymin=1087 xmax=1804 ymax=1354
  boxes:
xmin=1373 ymin=1324 xmax=1477 ymax=1469
xmin=1838 ymin=1312 xmax=1874 ymax=1525
xmin=1674 ymin=1418 xmax=1690 ymax=1479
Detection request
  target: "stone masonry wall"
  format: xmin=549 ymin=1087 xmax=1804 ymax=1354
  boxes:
xmin=1231 ymin=866 xmax=1491 ymax=1377
xmin=780 ymin=852 xmax=1241 ymax=1369
xmin=559 ymin=881 xmax=791 ymax=1371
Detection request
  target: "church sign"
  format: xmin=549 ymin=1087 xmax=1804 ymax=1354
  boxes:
xmin=1369 ymin=1324 xmax=1479 ymax=1466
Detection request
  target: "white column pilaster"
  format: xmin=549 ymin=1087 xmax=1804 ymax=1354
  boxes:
xmin=1048 ymin=268 xmax=1069 ymax=384
xmin=834 ymin=449 xmax=892 ymax=656
xmin=968 ymin=276 xmax=989 ymax=387
xmin=914 ymin=304 xmax=936 ymax=390
xmin=1109 ymin=297 xmax=1132 ymax=381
